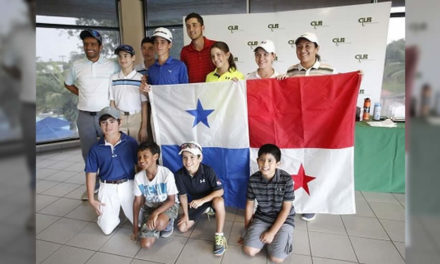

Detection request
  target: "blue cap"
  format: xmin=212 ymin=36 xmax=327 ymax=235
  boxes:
xmin=80 ymin=29 xmax=102 ymax=45
xmin=115 ymin=44 xmax=135 ymax=55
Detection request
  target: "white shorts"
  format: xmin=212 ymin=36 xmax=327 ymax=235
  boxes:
xmin=97 ymin=180 xmax=134 ymax=235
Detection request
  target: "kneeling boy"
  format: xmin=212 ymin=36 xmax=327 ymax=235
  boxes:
xmin=132 ymin=142 xmax=179 ymax=249
xmin=174 ymin=141 xmax=227 ymax=256
xmin=242 ymin=144 xmax=295 ymax=263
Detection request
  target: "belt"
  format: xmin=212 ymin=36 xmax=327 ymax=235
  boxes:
xmin=81 ymin=110 xmax=97 ymax=116
xmin=101 ymin=178 xmax=129 ymax=184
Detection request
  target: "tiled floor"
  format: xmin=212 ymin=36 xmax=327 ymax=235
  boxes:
xmin=36 ymin=147 xmax=406 ymax=264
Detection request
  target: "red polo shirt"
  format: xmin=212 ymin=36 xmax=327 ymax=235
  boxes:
xmin=180 ymin=37 xmax=216 ymax=83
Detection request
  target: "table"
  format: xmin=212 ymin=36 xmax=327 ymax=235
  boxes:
xmin=354 ymin=121 xmax=405 ymax=193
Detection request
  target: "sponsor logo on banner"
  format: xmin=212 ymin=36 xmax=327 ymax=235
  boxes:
xmin=227 ymin=25 xmax=239 ymax=33
xmin=359 ymin=89 xmax=365 ymax=94
xmin=355 ymin=54 xmax=369 ymax=63
xmin=358 ymin=17 xmax=373 ymax=26
xmin=267 ymin=23 xmax=279 ymax=32
xmin=288 ymin=39 xmax=295 ymax=48
xmin=332 ymin=37 xmax=349 ymax=46
xmin=247 ymin=41 xmax=258 ymax=50
xmin=310 ymin=20 xmax=323 ymax=29
xmin=408 ymin=22 xmax=427 ymax=32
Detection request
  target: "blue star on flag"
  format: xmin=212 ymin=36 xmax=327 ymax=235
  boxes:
xmin=186 ymin=99 xmax=214 ymax=128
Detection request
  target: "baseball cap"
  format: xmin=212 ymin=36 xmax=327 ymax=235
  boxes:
xmin=295 ymin=32 xmax=319 ymax=46
xmin=178 ymin=141 xmax=202 ymax=156
xmin=115 ymin=44 xmax=135 ymax=55
xmin=98 ymin=106 xmax=120 ymax=120
xmin=152 ymin=27 xmax=173 ymax=43
xmin=254 ymin=40 xmax=276 ymax=54
xmin=80 ymin=29 xmax=102 ymax=45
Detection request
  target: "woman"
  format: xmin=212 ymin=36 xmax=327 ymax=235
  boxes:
xmin=246 ymin=40 xmax=279 ymax=79
xmin=206 ymin=41 xmax=244 ymax=82
xmin=285 ymin=32 xmax=336 ymax=223
xmin=286 ymin=32 xmax=335 ymax=77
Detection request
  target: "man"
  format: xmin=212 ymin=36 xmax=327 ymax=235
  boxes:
xmin=135 ymin=36 xmax=155 ymax=76
xmin=64 ymin=29 xmax=119 ymax=200
xmin=180 ymin=13 xmax=216 ymax=83
xmin=174 ymin=141 xmax=227 ymax=256
xmin=85 ymin=106 xmax=138 ymax=235
xmin=147 ymin=27 xmax=188 ymax=85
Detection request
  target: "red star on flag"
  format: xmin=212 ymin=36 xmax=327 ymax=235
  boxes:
xmin=292 ymin=164 xmax=316 ymax=195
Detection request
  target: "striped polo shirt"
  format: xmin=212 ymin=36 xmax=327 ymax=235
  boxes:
xmin=247 ymin=168 xmax=295 ymax=227
xmin=286 ymin=60 xmax=335 ymax=76
xmin=109 ymin=70 xmax=147 ymax=114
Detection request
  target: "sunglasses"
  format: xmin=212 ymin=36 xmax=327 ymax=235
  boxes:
xmin=180 ymin=142 xmax=202 ymax=151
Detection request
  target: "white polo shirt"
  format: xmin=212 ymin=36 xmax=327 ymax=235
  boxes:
xmin=246 ymin=69 xmax=280 ymax=80
xmin=65 ymin=56 xmax=119 ymax=112
xmin=109 ymin=70 xmax=148 ymax=114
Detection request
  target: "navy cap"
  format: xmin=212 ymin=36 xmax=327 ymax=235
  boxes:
xmin=80 ymin=29 xmax=102 ymax=45
xmin=114 ymin=44 xmax=135 ymax=55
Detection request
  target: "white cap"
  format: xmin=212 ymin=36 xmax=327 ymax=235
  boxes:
xmin=254 ymin=40 xmax=276 ymax=54
xmin=178 ymin=141 xmax=202 ymax=156
xmin=152 ymin=27 xmax=173 ymax=43
xmin=295 ymin=32 xmax=319 ymax=46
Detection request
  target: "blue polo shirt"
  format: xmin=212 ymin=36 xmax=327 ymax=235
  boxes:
xmin=147 ymin=57 xmax=189 ymax=85
xmin=85 ymin=132 xmax=138 ymax=181
xmin=174 ymin=163 xmax=223 ymax=201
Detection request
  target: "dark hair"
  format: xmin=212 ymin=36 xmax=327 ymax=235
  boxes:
xmin=258 ymin=144 xmax=281 ymax=162
xmin=141 ymin=36 xmax=154 ymax=45
xmin=138 ymin=142 xmax=161 ymax=158
xmin=185 ymin=12 xmax=204 ymax=25
xmin=211 ymin=41 xmax=237 ymax=71
xmin=99 ymin=114 xmax=120 ymax=123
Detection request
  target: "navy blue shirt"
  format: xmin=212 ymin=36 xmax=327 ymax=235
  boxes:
xmin=85 ymin=132 xmax=138 ymax=181
xmin=147 ymin=57 xmax=189 ymax=85
xmin=174 ymin=163 xmax=222 ymax=201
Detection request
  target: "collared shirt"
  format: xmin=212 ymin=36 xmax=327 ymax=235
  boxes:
xmin=85 ymin=132 xmax=138 ymax=181
xmin=109 ymin=69 xmax=147 ymax=114
xmin=286 ymin=60 xmax=335 ymax=77
xmin=180 ymin=37 xmax=216 ymax=83
xmin=247 ymin=168 xmax=295 ymax=227
xmin=65 ymin=56 xmax=119 ymax=112
xmin=246 ymin=69 xmax=280 ymax=80
xmin=174 ymin=164 xmax=223 ymax=201
xmin=147 ymin=57 xmax=189 ymax=85
xmin=205 ymin=68 xmax=245 ymax=82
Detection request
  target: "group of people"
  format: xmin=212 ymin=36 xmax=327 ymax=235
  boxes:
xmin=64 ymin=11 xmax=335 ymax=263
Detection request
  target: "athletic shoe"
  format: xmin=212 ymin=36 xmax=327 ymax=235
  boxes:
xmin=301 ymin=213 xmax=316 ymax=222
xmin=203 ymin=206 xmax=215 ymax=221
xmin=81 ymin=189 xmax=98 ymax=201
xmin=160 ymin=218 xmax=174 ymax=238
xmin=213 ymin=234 xmax=227 ymax=256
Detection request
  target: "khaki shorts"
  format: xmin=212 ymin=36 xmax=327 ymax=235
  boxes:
xmin=140 ymin=203 xmax=179 ymax=238
xmin=244 ymin=218 xmax=294 ymax=259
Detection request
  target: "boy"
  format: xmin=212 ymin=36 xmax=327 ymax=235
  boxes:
xmin=174 ymin=141 xmax=227 ymax=256
xmin=242 ymin=144 xmax=295 ymax=263
xmin=110 ymin=44 xmax=148 ymax=143
xmin=85 ymin=106 xmax=138 ymax=235
xmin=132 ymin=142 xmax=179 ymax=249
xmin=147 ymin=27 xmax=188 ymax=85
xmin=135 ymin=36 xmax=155 ymax=76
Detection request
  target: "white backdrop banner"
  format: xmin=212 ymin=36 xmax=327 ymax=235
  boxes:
xmin=184 ymin=2 xmax=391 ymax=107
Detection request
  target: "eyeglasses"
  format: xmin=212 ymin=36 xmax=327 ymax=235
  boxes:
xmin=180 ymin=142 xmax=202 ymax=151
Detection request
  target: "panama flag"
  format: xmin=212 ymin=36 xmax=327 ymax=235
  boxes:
xmin=247 ymin=71 xmax=362 ymax=214
xmin=149 ymin=81 xmax=250 ymax=208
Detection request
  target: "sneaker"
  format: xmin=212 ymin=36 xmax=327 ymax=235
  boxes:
xmin=81 ymin=189 xmax=98 ymax=201
xmin=301 ymin=213 xmax=316 ymax=222
xmin=203 ymin=207 xmax=215 ymax=221
xmin=213 ymin=234 xmax=227 ymax=256
xmin=160 ymin=218 xmax=174 ymax=238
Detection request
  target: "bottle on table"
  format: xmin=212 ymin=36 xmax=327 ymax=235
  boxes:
xmin=362 ymin=97 xmax=371 ymax=121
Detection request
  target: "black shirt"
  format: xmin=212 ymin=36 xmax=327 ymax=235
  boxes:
xmin=175 ymin=163 xmax=223 ymax=201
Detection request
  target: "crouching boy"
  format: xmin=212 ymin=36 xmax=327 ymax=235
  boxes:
xmin=85 ymin=106 xmax=138 ymax=235
xmin=131 ymin=142 xmax=179 ymax=248
xmin=242 ymin=144 xmax=295 ymax=263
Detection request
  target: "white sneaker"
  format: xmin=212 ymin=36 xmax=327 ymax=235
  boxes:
xmin=81 ymin=189 xmax=98 ymax=201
